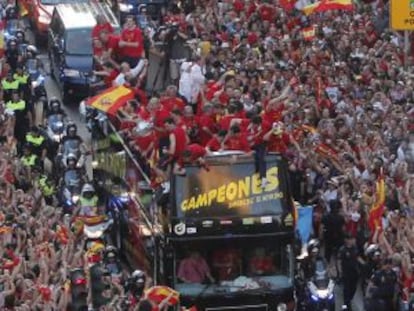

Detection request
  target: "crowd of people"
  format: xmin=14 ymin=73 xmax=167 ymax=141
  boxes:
xmin=93 ymin=0 xmax=414 ymax=310
xmin=0 ymin=0 xmax=414 ymax=309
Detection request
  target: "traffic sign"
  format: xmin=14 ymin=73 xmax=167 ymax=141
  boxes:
xmin=390 ymin=0 xmax=414 ymax=30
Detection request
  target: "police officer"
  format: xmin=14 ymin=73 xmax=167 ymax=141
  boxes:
xmin=46 ymin=97 xmax=66 ymax=118
xmin=366 ymin=258 xmax=398 ymax=311
xmin=25 ymin=126 xmax=47 ymax=161
xmin=20 ymin=143 xmax=40 ymax=169
xmin=301 ymin=239 xmax=324 ymax=280
xmin=1 ymin=72 xmax=20 ymax=103
xmin=75 ymin=183 xmax=99 ymax=216
xmin=32 ymin=166 xmax=55 ymax=205
xmin=5 ymin=38 xmax=21 ymax=72
xmin=13 ymin=66 xmax=31 ymax=102
xmin=6 ymin=91 xmax=32 ymax=144
xmin=338 ymin=233 xmax=365 ymax=311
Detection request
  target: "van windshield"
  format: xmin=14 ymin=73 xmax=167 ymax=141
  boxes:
xmin=65 ymin=29 xmax=92 ymax=55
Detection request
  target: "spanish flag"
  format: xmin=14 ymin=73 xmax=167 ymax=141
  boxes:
xmin=302 ymin=0 xmax=353 ymax=16
xmin=368 ymin=170 xmax=385 ymax=233
xmin=302 ymin=25 xmax=316 ymax=41
xmin=86 ymin=85 xmax=134 ymax=116
xmin=314 ymin=142 xmax=339 ymax=163
xmin=145 ymin=286 xmax=180 ymax=306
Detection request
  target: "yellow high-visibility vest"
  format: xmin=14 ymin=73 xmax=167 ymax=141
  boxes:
xmin=1 ymin=79 xmax=19 ymax=90
xmin=26 ymin=134 xmax=45 ymax=146
xmin=21 ymin=154 xmax=37 ymax=167
xmin=13 ymin=73 xmax=29 ymax=85
xmin=6 ymin=100 xmax=26 ymax=111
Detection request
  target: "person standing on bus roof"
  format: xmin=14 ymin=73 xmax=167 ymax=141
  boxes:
xmin=92 ymin=14 xmax=114 ymax=40
xmin=119 ymin=15 xmax=144 ymax=68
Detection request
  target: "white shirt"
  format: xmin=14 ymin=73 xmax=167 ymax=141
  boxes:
xmin=179 ymin=62 xmax=205 ymax=103
xmin=113 ymin=59 xmax=146 ymax=86
xmin=179 ymin=62 xmax=193 ymax=102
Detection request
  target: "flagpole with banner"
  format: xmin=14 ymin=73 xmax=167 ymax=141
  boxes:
xmin=296 ymin=204 xmax=314 ymax=258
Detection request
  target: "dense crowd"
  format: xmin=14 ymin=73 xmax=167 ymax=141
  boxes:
xmin=90 ymin=0 xmax=414 ymax=310
xmin=0 ymin=0 xmax=414 ymax=310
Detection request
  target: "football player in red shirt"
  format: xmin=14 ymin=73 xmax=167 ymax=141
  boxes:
xmin=119 ymin=16 xmax=144 ymax=67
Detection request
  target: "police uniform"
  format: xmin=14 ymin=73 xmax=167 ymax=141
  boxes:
xmin=370 ymin=268 xmax=398 ymax=311
xmin=1 ymin=78 xmax=19 ymax=102
xmin=37 ymin=174 xmax=55 ymax=205
xmin=26 ymin=133 xmax=46 ymax=158
xmin=338 ymin=244 xmax=360 ymax=310
xmin=6 ymin=98 xmax=29 ymax=142
xmin=13 ymin=72 xmax=30 ymax=102
xmin=79 ymin=195 xmax=99 ymax=216
xmin=21 ymin=154 xmax=39 ymax=168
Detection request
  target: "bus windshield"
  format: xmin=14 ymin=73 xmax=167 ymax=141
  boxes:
xmin=174 ymin=237 xmax=294 ymax=298
xmin=65 ymin=29 xmax=92 ymax=55
xmin=173 ymin=155 xmax=290 ymax=219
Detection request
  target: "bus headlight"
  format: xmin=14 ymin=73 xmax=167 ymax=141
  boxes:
xmin=277 ymin=303 xmax=287 ymax=311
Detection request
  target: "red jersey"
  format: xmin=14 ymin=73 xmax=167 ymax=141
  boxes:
xmin=120 ymin=27 xmax=144 ymax=58
xmin=263 ymin=103 xmax=285 ymax=124
xmin=267 ymin=132 xmax=291 ymax=154
xmin=160 ymin=96 xmax=185 ymax=112
xmin=219 ymin=114 xmax=236 ymax=131
xmin=224 ymin=133 xmax=250 ymax=152
xmin=153 ymin=108 xmax=171 ymax=139
xmin=91 ymin=22 xmax=114 ymax=39
xmin=206 ymin=137 xmax=221 ymax=152
xmin=133 ymin=133 xmax=155 ymax=154
xmin=103 ymin=69 xmax=119 ymax=87
xmin=171 ymin=126 xmax=188 ymax=158
xmin=249 ymin=256 xmax=274 ymax=273
xmin=198 ymin=115 xmax=216 ymax=146
xmin=185 ymin=143 xmax=206 ymax=162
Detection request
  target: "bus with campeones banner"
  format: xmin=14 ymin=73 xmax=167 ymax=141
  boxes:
xmin=156 ymin=152 xmax=296 ymax=311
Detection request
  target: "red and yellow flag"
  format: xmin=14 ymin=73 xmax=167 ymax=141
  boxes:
xmin=86 ymin=85 xmax=134 ymax=116
xmin=302 ymin=25 xmax=316 ymax=41
xmin=302 ymin=0 xmax=353 ymax=16
xmin=314 ymin=142 xmax=339 ymax=163
xmin=368 ymin=171 xmax=385 ymax=233
xmin=145 ymin=286 xmax=180 ymax=306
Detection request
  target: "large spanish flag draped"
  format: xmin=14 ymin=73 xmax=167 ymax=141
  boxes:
xmin=302 ymin=0 xmax=353 ymax=16
xmin=368 ymin=170 xmax=385 ymax=233
xmin=86 ymin=85 xmax=134 ymax=116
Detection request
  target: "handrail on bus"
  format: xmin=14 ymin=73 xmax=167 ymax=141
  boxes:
xmin=107 ymin=122 xmax=156 ymax=235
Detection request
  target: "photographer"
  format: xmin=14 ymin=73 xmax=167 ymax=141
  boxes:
xmin=152 ymin=21 xmax=191 ymax=89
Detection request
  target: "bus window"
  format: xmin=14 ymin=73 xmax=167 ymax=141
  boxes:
xmin=174 ymin=238 xmax=293 ymax=298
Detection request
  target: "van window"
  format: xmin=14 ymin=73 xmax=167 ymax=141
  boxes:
xmin=65 ymin=29 xmax=92 ymax=55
